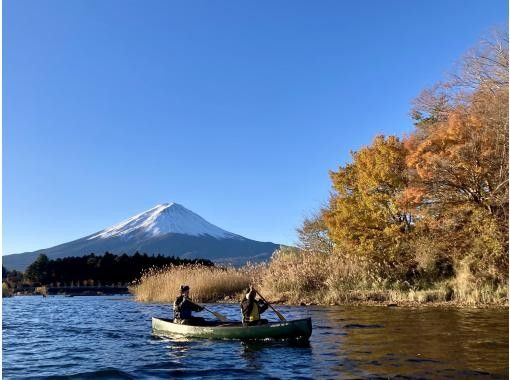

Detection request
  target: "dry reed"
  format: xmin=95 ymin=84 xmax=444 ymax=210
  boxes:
xmin=260 ymin=247 xmax=508 ymax=306
xmin=131 ymin=249 xmax=507 ymax=306
xmin=131 ymin=264 xmax=252 ymax=303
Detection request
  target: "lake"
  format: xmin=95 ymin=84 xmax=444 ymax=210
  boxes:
xmin=2 ymin=296 xmax=508 ymax=379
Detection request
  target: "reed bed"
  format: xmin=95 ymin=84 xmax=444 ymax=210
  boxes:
xmin=131 ymin=264 xmax=253 ymax=303
xmin=259 ymin=247 xmax=508 ymax=306
xmin=131 ymin=249 xmax=507 ymax=307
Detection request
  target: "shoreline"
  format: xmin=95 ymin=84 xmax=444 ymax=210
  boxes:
xmin=132 ymin=296 xmax=509 ymax=309
xmin=221 ymin=299 xmax=508 ymax=309
xmin=5 ymin=292 xmax=507 ymax=308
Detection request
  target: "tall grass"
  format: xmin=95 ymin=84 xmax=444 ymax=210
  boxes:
xmin=259 ymin=247 xmax=388 ymax=304
xmin=451 ymin=260 xmax=508 ymax=305
xmin=260 ymin=247 xmax=508 ymax=306
xmin=131 ymin=250 xmax=507 ymax=306
xmin=131 ymin=264 xmax=253 ymax=303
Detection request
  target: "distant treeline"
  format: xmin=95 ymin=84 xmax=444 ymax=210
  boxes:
xmin=3 ymin=252 xmax=214 ymax=287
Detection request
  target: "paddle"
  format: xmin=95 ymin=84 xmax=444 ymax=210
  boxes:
xmin=200 ymin=305 xmax=228 ymax=322
xmin=254 ymin=289 xmax=286 ymax=321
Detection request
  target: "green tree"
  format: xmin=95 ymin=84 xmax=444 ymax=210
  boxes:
xmin=25 ymin=254 xmax=51 ymax=284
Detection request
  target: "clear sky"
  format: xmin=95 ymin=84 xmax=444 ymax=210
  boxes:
xmin=3 ymin=0 xmax=507 ymax=254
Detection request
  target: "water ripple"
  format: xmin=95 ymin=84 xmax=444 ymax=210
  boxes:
xmin=3 ymin=296 xmax=508 ymax=379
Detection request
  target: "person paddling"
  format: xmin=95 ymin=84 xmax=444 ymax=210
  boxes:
xmin=173 ymin=285 xmax=205 ymax=325
xmin=241 ymin=286 xmax=269 ymax=325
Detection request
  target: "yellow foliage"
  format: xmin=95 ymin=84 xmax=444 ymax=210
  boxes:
xmin=324 ymin=135 xmax=413 ymax=263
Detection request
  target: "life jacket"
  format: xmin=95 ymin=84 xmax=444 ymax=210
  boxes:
xmin=247 ymin=302 xmax=260 ymax=322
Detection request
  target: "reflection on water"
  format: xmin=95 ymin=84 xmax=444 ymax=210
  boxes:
xmin=2 ymin=296 xmax=508 ymax=379
xmin=323 ymin=306 xmax=509 ymax=378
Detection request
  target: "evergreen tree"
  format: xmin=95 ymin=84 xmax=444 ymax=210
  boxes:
xmin=25 ymin=254 xmax=51 ymax=284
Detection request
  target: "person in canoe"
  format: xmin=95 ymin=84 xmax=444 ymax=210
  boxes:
xmin=173 ymin=285 xmax=205 ymax=325
xmin=241 ymin=286 xmax=269 ymax=325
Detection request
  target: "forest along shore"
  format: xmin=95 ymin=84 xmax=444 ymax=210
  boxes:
xmin=132 ymin=32 xmax=509 ymax=309
xmin=5 ymin=285 xmax=130 ymax=297
xmin=2 ymin=252 xmax=213 ymax=298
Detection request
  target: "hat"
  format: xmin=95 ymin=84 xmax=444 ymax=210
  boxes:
xmin=180 ymin=285 xmax=190 ymax=293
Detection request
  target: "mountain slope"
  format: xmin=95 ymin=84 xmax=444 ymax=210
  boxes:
xmin=3 ymin=203 xmax=280 ymax=271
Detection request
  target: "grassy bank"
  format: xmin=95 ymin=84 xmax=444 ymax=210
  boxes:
xmin=130 ymin=250 xmax=508 ymax=307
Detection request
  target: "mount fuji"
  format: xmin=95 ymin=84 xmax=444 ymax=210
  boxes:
xmin=3 ymin=203 xmax=280 ymax=271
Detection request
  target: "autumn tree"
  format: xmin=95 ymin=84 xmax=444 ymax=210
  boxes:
xmin=297 ymin=211 xmax=333 ymax=255
xmin=324 ymin=135 xmax=414 ymax=266
xmin=404 ymin=30 xmax=508 ymax=283
xmin=291 ymin=29 xmax=507 ymax=299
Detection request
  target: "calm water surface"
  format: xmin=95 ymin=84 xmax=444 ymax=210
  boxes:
xmin=3 ymin=296 xmax=508 ymax=379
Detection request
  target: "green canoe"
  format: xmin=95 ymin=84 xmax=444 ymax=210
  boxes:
xmin=152 ymin=317 xmax=312 ymax=340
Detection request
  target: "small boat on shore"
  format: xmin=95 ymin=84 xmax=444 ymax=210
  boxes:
xmin=152 ymin=317 xmax=312 ymax=340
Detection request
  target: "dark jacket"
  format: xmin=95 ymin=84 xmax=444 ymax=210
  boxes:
xmin=173 ymin=295 xmax=204 ymax=320
xmin=241 ymin=298 xmax=268 ymax=322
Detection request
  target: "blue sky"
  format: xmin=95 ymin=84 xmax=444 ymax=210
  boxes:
xmin=3 ymin=0 xmax=507 ymax=254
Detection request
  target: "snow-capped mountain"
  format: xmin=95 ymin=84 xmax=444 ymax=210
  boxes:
xmin=89 ymin=203 xmax=238 ymax=240
xmin=3 ymin=203 xmax=280 ymax=271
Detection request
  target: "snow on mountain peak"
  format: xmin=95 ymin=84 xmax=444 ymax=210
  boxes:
xmin=88 ymin=203 xmax=237 ymax=240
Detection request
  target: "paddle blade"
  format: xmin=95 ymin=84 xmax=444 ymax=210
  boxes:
xmin=272 ymin=308 xmax=286 ymax=321
xmin=211 ymin=311 xmax=228 ymax=322
xmin=204 ymin=307 xmax=228 ymax=322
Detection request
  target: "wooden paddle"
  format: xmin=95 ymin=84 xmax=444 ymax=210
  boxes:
xmin=254 ymin=289 xmax=286 ymax=321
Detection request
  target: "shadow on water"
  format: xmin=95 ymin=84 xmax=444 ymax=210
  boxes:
xmin=242 ymin=339 xmax=312 ymax=350
xmin=146 ymin=334 xmax=314 ymax=379
xmin=240 ymin=339 xmax=312 ymax=364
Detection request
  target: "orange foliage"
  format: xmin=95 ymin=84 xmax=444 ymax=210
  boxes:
xmin=322 ymin=30 xmax=508 ymax=286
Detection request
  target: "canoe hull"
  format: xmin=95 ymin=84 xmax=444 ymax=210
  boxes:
xmin=152 ymin=317 xmax=312 ymax=340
